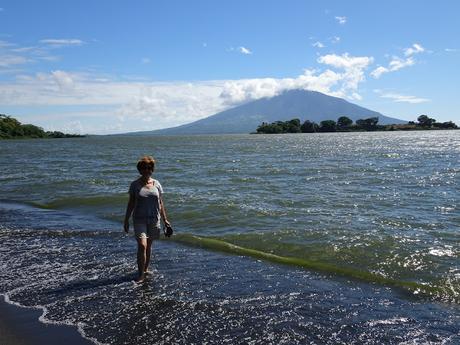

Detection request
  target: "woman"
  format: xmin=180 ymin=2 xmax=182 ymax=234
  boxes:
xmin=124 ymin=156 xmax=171 ymax=283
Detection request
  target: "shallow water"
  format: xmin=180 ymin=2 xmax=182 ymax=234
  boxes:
xmin=0 ymin=131 xmax=459 ymax=343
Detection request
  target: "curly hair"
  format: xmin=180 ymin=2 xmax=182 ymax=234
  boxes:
xmin=136 ymin=155 xmax=156 ymax=173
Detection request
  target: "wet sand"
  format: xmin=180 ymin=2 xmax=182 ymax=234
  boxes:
xmin=0 ymin=295 xmax=94 ymax=345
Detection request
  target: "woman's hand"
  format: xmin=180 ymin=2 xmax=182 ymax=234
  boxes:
xmin=163 ymin=220 xmax=173 ymax=237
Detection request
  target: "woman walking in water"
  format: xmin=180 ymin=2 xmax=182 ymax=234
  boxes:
xmin=124 ymin=156 xmax=171 ymax=283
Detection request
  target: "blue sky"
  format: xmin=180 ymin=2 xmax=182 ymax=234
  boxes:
xmin=1 ymin=0 xmax=459 ymax=134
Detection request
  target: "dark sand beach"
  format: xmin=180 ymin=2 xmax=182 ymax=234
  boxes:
xmin=0 ymin=296 xmax=93 ymax=345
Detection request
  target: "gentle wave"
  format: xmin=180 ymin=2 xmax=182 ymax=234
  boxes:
xmin=30 ymin=194 xmax=128 ymax=209
xmin=173 ymin=234 xmax=459 ymax=303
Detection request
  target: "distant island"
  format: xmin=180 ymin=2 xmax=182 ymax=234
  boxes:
xmin=0 ymin=114 xmax=85 ymax=139
xmin=255 ymin=115 xmax=458 ymax=134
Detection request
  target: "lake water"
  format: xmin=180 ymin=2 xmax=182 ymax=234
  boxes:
xmin=0 ymin=131 xmax=459 ymax=344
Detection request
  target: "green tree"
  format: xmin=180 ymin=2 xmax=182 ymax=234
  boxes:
xmin=417 ymin=115 xmax=435 ymax=127
xmin=22 ymin=124 xmax=46 ymax=138
xmin=256 ymin=122 xmax=283 ymax=134
xmin=433 ymin=121 xmax=457 ymax=129
xmin=300 ymin=120 xmax=318 ymax=133
xmin=286 ymin=118 xmax=301 ymax=133
xmin=356 ymin=117 xmax=379 ymax=130
xmin=319 ymin=120 xmax=337 ymax=132
xmin=47 ymin=131 xmax=66 ymax=138
xmin=0 ymin=115 xmax=23 ymax=138
xmin=337 ymin=116 xmax=353 ymax=128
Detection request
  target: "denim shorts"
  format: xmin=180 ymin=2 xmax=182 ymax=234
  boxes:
xmin=133 ymin=223 xmax=161 ymax=240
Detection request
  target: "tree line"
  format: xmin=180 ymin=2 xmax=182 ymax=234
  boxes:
xmin=255 ymin=115 xmax=458 ymax=134
xmin=0 ymin=114 xmax=85 ymax=139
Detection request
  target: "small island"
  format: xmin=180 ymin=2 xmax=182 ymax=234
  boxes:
xmin=255 ymin=115 xmax=458 ymax=134
xmin=0 ymin=114 xmax=85 ymax=139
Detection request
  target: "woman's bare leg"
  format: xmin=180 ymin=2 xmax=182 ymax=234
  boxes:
xmin=136 ymin=237 xmax=147 ymax=283
xmin=144 ymin=238 xmax=154 ymax=274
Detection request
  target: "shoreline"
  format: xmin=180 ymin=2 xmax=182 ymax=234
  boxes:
xmin=0 ymin=295 xmax=95 ymax=345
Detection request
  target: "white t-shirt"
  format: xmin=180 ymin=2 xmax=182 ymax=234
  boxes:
xmin=129 ymin=178 xmax=163 ymax=227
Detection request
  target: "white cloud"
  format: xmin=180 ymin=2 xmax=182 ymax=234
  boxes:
xmin=370 ymin=66 xmax=388 ymax=79
xmin=38 ymin=55 xmax=61 ymax=62
xmin=317 ymin=53 xmax=373 ymax=95
xmin=371 ymin=56 xmax=414 ymax=79
xmin=0 ymin=40 xmax=14 ymax=48
xmin=62 ymin=120 xmax=84 ymax=134
xmin=445 ymin=48 xmax=458 ymax=52
xmin=0 ymin=55 xmax=28 ymax=67
xmin=51 ymin=70 xmax=75 ymax=91
xmin=220 ymin=78 xmax=285 ymax=105
xmin=115 ymin=82 xmax=230 ymax=131
xmin=220 ymin=53 xmax=373 ymax=105
xmin=317 ymin=53 xmax=373 ymax=70
xmin=335 ymin=16 xmax=347 ymax=24
xmin=330 ymin=36 xmax=340 ymax=44
xmin=374 ymin=89 xmax=430 ymax=104
xmin=351 ymin=92 xmax=362 ymax=101
xmin=389 ymin=56 xmax=415 ymax=70
xmin=11 ymin=46 xmax=37 ymax=53
xmin=312 ymin=41 xmax=325 ymax=48
xmin=0 ymin=71 xmax=228 ymax=132
xmin=371 ymin=43 xmax=425 ymax=79
xmin=0 ymin=39 xmax=61 ymax=69
xmin=238 ymin=46 xmax=252 ymax=55
xmin=404 ymin=43 xmax=424 ymax=56
xmin=141 ymin=57 xmax=151 ymax=64
xmin=39 ymin=39 xmax=85 ymax=47
xmin=219 ymin=70 xmax=343 ymax=106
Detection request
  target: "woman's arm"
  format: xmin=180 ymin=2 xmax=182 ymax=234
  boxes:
xmin=160 ymin=196 xmax=170 ymax=226
xmin=124 ymin=193 xmax=135 ymax=232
